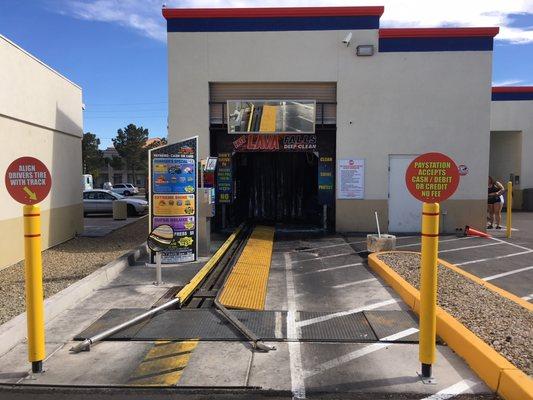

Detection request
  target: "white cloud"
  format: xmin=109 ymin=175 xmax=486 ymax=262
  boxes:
xmin=492 ymin=79 xmax=524 ymax=86
xmin=57 ymin=0 xmax=533 ymax=44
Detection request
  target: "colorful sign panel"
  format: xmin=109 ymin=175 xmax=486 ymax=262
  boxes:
xmin=152 ymin=158 xmax=195 ymax=194
xmin=5 ymin=157 xmax=51 ymax=205
xmin=405 ymin=152 xmax=459 ymax=203
xmin=153 ymin=194 xmax=195 ymax=216
xmin=216 ymin=152 xmax=233 ymax=204
xmin=338 ymin=159 xmax=365 ymax=199
xmin=149 ymin=138 xmax=198 ymax=263
xmin=232 ymin=134 xmax=317 ymax=152
xmin=318 ymin=155 xmax=334 ymax=205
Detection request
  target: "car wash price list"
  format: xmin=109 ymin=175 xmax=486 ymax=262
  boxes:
xmin=150 ymin=137 xmax=198 ymax=263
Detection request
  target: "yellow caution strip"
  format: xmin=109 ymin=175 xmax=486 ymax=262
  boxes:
xmin=259 ymin=105 xmax=277 ymax=132
xmin=219 ymin=226 xmax=275 ymax=310
xmin=128 ymin=340 xmax=198 ymax=386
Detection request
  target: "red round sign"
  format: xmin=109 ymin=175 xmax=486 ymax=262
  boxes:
xmin=5 ymin=157 xmax=52 ymax=205
xmin=405 ymin=152 xmax=459 ymax=203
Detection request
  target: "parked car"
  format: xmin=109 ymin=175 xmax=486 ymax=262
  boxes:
xmin=82 ymin=174 xmax=93 ymax=190
xmin=83 ymin=189 xmax=148 ymax=216
xmin=112 ymin=183 xmax=139 ymax=196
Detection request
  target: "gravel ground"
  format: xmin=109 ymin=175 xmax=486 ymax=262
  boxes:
xmin=0 ymin=217 xmax=148 ymax=325
xmin=378 ymin=252 xmax=532 ymax=376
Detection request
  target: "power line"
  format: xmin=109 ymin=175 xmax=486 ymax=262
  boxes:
xmin=84 ymin=115 xmax=167 ymax=119
xmin=84 ymin=101 xmax=168 ymax=106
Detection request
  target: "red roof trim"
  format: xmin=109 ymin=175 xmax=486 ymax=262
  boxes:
xmin=379 ymin=27 xmax=499 ymax=38
xmin=162 ymin=6 xmax=385 ymax=19
xmin=492 ymin=86 xmax=533 ymax=93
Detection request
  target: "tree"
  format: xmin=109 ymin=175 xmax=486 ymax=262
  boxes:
xmin=81 ymin=132 xmax=104 ymax=177
xmin=108 ymin=156 xmax=124 ymax=171
xmin=112 ymin=124 xmax=149 ymax=185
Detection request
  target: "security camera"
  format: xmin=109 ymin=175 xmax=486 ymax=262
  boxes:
xmin=342 ymin=32 xmax=352 ymax=46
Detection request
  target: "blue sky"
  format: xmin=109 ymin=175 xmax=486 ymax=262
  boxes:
xmin=1 ymin=0 xmax=532 ymax=149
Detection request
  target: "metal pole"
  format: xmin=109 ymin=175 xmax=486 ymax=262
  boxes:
xmin=323 ymin=204 xmax=327 ymax=230
xmin=419 ymin=202 xmax=439 ymax=379
xmin=70 ymin=297 xmax=180 ymax=353
xmin=375 ymin=211 xmax=381 ymax=238
xmin=506 ymin=181 xmax=512 ymax=239
xmin=155 ymin=252 xmax=162 ymax=285
xmin=222 ymin=204 xmax=226 ymax=229
xmin=23 ymin=205 xmax=45 ymax=373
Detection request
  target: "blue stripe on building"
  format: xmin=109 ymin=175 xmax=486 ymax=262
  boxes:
xmin=492 ymin=92 xmax=533 ymax=101
xmin=167 ymin=16 xmax=380 ymax=32
xmin=379 ymin=37 xmax=494 ymax=52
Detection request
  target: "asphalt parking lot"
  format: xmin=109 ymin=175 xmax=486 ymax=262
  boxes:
xmin=81 ymin=214 xmax=148 ymax=237
xmin=342 ymin=211 xmax=532 ymax=302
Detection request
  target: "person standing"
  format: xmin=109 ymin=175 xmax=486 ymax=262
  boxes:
xmin=488 ymin=176 xmax=505 ymax=229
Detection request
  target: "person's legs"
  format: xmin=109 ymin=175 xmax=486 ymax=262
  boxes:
xmin=487 ymin=204 xmax=494 ymax=228
xmin=494 ymin=202 xmax=502 ymax=228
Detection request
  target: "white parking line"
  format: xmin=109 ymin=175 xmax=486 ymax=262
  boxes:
xmin=274 ymin=311 xmax=283 ymax=339
xmin=304 ymin=327 xmax=419 ymax=379
xmin=489 ymin=236 xmax=533 ymax=252
xmin=456 ymin=250 xmax=533 ymax=266
xmin=521 ymin=293 xmax=533 ymax=301
xmin=293 ymin=235 xmax=418 ymax=253
xmin=420 ymin=379 xmax=480 ymax=400
xmin=395 ymin=236 xmax=474 ymax=249
xmin=297 ymin=299 xmax=398 ymax=328
xmin=284 ymin=252 xmax=306 ymax=399
xmin=299 ymin=262 xmax=363 ymax=275
xmin=291 ymin=251 xmax=359 ymax=264
xmin=332 ymin=277 xmax=378 ymax=289
xmin=482 ymin=265 xmax=533 ymax=281
xmin=438 ymin=242 xmax=502 ymax=253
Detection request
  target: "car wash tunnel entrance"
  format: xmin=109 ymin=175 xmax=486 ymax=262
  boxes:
xmin=210 ymin=128 xmax=336 ymax=231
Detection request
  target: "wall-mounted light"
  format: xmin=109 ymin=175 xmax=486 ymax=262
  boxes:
xmin=356 ymin=45 xmax=374 ymax=56
xmin=342 ymin=32 xmax=352 ymax=47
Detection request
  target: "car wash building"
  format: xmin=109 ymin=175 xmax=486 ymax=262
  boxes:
xmin=163 ymin=6 xmax=501 ymax=233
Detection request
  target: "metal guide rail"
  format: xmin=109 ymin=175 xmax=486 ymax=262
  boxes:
xmin=71 ymin=223 xmax=274 ymax=353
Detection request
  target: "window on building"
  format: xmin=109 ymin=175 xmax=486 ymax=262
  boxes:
xmin=113 ymin=174 xmax=123 ymax=184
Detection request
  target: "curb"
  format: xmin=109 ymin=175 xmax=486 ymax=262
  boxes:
xmin=0 ymin=242 xmax=148 ymax=357
xmin=368 ymin=251 xmax=533 ymax=400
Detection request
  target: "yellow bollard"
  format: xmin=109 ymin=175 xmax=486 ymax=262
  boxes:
xmin=23 ymin=204 xmax=46 ymax=373
xmin=506 ymin=181 xmax=512 ymax=239
xmin=419 ymin=202 xmax=440 ymax=378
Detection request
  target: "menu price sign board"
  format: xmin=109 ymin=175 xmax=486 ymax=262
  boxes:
xmin=405 ymin=152 xmax=459 ymax=203
xmin=338 ymin=159 xmax=365 ymax=199
xmin=149 ymin=137 xmax=198 ymax=263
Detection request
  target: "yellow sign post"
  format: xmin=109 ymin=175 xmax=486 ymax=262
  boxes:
xmin=23 ymin=204 xmax=46 ymax=373
xmin=405 ymin=152 xmax=460 ymax=380
xmin=5 ymin=157 xmax=51 ymax=374
xmin=506 ymin=181 xmax=512 ymax=239
xmin=419 ymin=202 xmax=440 ymax=379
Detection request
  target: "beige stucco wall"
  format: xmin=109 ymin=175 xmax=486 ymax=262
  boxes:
xmin=490 ymin=101 xmax=533 ymax=190
xmin=167 ymin=29 xmax=492 ymax=233
xmin=0 ymin=35 xmax=83 ymax=269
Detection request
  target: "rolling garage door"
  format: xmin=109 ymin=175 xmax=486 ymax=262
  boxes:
xmin=209 ymin=82 xmax=336 ymax=125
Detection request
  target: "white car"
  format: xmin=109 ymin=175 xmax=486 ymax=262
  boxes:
xmin=111 ymin=183 xmax=139 ymax=196
xmin=83 ymin=190 xmax=147 ymax=216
